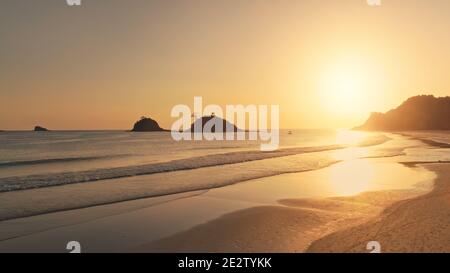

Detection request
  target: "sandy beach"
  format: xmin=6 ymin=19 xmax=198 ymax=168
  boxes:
xmin=0 ymin=132 xmax=448 ymax=253
xmin=138 ymin=163 xmax=447 ymax=253
xmin=307 ymin=163 xmax=450 ymax=253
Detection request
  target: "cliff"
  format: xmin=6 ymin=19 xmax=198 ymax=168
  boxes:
xmin=355 ymin=95 xmax=450 ymax=131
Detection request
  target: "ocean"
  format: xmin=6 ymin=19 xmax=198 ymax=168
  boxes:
xmin=0 ymin=129 xmax=390 ymax=192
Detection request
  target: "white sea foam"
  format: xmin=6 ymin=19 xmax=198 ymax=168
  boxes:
xmin=0 ymin=130 xmax=391 ymax=192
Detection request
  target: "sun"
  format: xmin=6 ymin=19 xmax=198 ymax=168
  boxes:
xmin=318 ymin=56 xmax=374 ymax=117
xmin=330 ymin=70 xmax=362 ymax=107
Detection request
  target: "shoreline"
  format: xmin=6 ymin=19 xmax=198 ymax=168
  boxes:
xmin=0 ymin=132 xmax=411 ymax=221
xmin=307 ymin=163 xmax=450 ymax=253
xmin=0 ymin=159 xmax=435 ymax=252
xmin=396 ymin=131 xmax=450 ymax=148
xmin=0 ymin=131 xmax=447 ymax=252
xmin=137 ymin=163 xmax=440 ymax=253
xmin=0 ymin=153 xmax=339 ymax=222
xmin=0 ymin=144 xmax=344 ymax=193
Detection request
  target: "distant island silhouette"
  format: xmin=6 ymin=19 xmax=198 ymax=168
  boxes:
xmin=189 ymin=114 xmax=239 ymax=133
xmin=34 ymin=126 xmax=49 ymax=132
xmin=131 ymin=116 xmax=167 ymax=132
xmin=355 ymin=95 xmax=450 ymax=131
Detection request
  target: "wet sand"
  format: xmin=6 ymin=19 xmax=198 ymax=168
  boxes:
xmin=0 ymin=151 xmax=337 ymax=221
xmin=307 ymin=163 xmax=450 ymax=253
xmin=139 ymin=163 xmax=448 ymax=253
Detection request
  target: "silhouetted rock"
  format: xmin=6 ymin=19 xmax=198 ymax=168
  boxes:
xmin=34 ymin=126 xmax=49 ymax=132
xmin=189 ymin=115 xmax=239 ymax=132
xmin=131 ymin=117 xmax=166 ymax=132
xmin=355 ymin=95 xmax=450 ymax=131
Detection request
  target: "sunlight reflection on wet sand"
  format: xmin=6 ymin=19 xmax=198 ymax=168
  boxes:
xmin=206 ymin=159 xmax=436 ymax=204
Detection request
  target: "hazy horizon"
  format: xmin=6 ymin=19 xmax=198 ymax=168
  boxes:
xmin=1 ymin=0 xmax=450 ymax=130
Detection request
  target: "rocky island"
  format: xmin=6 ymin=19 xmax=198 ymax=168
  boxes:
xmin=131 ymin=117 xmax=167 ymax=132
xmin=189 ymin=114 xmax=239 ymax=133
xmin=34 ymin=126 xmax=49 ymax=132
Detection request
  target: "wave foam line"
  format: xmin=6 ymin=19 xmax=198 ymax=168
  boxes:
xmin=0 ymin=145 xmax=344 ymax=192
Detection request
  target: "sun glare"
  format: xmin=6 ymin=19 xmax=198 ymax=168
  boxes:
xmin=335 ymin=130 xmax=367 ymax=146
xmin=318 ymin=56 xmax=377 ymax=118
xmin=321 ymin=68 xmax=364 ymax=114
xmin=335 ymin=72 xmax=360 ymax=100
xmin=329 ymin=160 xmax=375 ymax=196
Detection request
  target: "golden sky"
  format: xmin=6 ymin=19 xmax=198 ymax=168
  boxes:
xmin=1 ymin=0 xmax=449 ymax=130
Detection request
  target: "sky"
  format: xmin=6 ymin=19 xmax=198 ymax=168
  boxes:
xmin=1 ymin=0 xmax=449 ymax=130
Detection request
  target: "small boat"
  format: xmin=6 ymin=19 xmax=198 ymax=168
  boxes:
xmin=288 ymin=130 xmax=292 ymax=135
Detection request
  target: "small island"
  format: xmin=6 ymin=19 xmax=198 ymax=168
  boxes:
xmin=131 ymin=116 xmax=167 ymax=132
xmin=34 ymin=126 xmax=49 ymax=132
xmin=189 ymin=114 xmax=239 ymax=133
xmin=355 ymin=95 xmax=450 ymax=131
